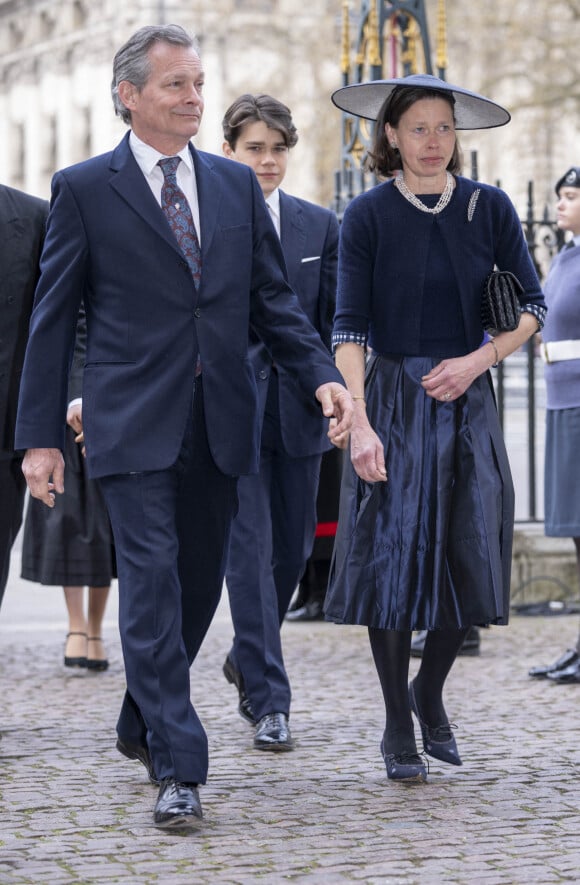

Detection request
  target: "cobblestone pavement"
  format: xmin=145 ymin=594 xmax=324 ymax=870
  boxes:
xmin=0 ymin=553 xmax=579 ymax=884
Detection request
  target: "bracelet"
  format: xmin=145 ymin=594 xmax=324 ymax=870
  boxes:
xmin=352 ymin=395 xmax=366 ymax=404
xmin=488 ymin=337 xmax=500 ymax=368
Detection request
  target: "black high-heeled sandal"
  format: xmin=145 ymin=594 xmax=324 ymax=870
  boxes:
xmin=64 ymin=631 xmax=88 ymax=668
xmin=86 ymin=636 xmax=109 ymax=672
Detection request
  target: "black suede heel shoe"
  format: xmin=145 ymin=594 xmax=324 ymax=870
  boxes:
xmin=380 ymin=739 xmax=427 ymax=783
xmin=409 ymin=680 xmax=462 ymax=766
xmin=64 ymin=631 xmax=87 ymax=668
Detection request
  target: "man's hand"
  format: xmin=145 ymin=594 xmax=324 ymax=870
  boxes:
xmin=315 ymin=382 xmax=354 ymax=447
xmin=67 ymin=401 xmax=85 ymax=454
xmin=350 ymin=425 xmax=387 ymax=483
xmin=22 ymin=448 xmax=65 ymax=508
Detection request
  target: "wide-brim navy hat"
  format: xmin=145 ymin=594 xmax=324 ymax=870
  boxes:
xmin=555 ymin=167 xmax=580 ymax=194
xmin=331 ymin=73 xmax=510 ymax=130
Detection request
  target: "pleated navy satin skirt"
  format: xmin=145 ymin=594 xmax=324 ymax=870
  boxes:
xmin=324 ymin=353 xmax=514 ymax=630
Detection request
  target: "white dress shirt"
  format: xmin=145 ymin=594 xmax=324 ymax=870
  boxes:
xmin=265 ymin=189 xmax=281 ymax=238
xmin=129 ymin=131 xmax=201 ymax=244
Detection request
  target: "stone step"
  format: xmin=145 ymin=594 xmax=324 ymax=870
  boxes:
xmin=511 ymin=522 xmax=579 ymax=605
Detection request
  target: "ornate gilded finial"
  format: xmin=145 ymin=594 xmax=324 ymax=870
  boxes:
xmin=436 ymin=0 xmax=448 ymax=74
xmin=341 ymin=0 xmax=351 ymax=76
xmin=400 ymin=16 xmax=415 ymax=71
xmin=367 ymin=1 xmax=381 ymax=67
xmin=408 ymin=18 xmax=420 ymax=74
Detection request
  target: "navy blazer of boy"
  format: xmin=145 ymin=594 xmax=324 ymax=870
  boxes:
xmin=15 ymin=133 xmax=343 ymax=786
xmin=249 ymin=191 xmax=338 ymax=456
xmin=225 ymin=190 xmax=339 ymax=722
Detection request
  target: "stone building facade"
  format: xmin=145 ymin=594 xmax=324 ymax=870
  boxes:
xmin=1 ymin=0 xmax=578 ymax=221
xmin=0 ymin=0 xmax=343 ymax=204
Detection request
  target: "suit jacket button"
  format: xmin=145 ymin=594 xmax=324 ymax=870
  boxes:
xmin=194 ymin=308 xmax=201 ymax=318
xmin=258 ymin=369 xmax=268 ymax=380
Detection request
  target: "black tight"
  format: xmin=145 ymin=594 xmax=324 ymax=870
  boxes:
xmin=368 ymin=628 xmax=415 ymax=756
xmin=368 ymin=626 xmax=468 ymax=756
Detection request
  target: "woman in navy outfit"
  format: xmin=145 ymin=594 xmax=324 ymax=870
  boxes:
xmin=325 ymin=74 xmax=546 ymax=782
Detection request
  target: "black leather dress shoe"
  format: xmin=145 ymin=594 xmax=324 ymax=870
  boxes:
xmin=409 ymin=681 xmax=462 ymax=766
xmin=153 ymin=778 xmax=203 ymax=830
xmin=546 ymin=659 xmax=580 ymax=684
xmin=528 ymin=648 xmax=579 ymax=679
xmin=116 ymin=737 xmax=159 ymax=785
xmin=410 ymin=627 xmax=481 ymax=658
xmin=222 ymin=655 xmax=255 ymax=725
xmin=253 ymin=713 xmax=294 ymax=751
xmin=285 ymin=599 xmax=325 ymax=622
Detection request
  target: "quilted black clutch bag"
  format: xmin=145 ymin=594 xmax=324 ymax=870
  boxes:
xmin=481 ymin=270 xmax=522 ymax=333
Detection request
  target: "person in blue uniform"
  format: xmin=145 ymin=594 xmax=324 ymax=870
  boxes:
xmin=325 ymin=74 xmax=546 ymax=782
xmin=529 ymin=165 xmax=580 ymax=686
xmin=221 ymin=94 xmax=339 ymax=750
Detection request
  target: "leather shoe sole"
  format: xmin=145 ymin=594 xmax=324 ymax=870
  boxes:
xmin=223 ymin=656 xmax=256 ymax=725
xmin=153 ymin=779 xmax=203 ymax=830
xmin=285 ymin=601 xmax=325 ymax=622
xmin=529 ymin=648 xmax=579 ymax=679
xmin=116 ymin=737 xmax=159 ymax=785
xmin=253 ymin=713 xmax=294 ymax=751
xmin=546 ymin=661 xmax=580 ymax=684
xmin=410 ymin=628 xmax=480 ymax=658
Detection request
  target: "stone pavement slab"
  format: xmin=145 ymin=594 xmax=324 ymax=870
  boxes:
xmin=0 ymin=554 xmax=579 ymax=884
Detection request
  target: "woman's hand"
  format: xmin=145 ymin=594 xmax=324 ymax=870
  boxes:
xmin=421 ymin=350 xmax=490 ymax=403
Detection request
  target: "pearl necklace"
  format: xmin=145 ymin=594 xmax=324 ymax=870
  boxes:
xmin=394 ymin=171 xmax=454 ymax=214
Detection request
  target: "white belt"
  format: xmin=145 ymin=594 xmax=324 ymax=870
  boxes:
xmin=541 ymin=339 xmax=580 ymax=364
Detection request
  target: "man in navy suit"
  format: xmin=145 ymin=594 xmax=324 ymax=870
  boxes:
xmin=221 ymin=94 xmax=338 ymax=750
xmin=0 ymin=185 xmax=48 ymax=610
xmin=15 ymin=25 xmax=352 ymax=830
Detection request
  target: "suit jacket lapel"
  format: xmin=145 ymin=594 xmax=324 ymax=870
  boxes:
xmin=279 ymin=191 xmax=305 ymax=278
xmin=108 ymin=133 xmax=182 ymax=257
xmin=107 ymin=137 xmax=223 ymax=278
xmin=192 ymin=146 xmax=221 ymax=259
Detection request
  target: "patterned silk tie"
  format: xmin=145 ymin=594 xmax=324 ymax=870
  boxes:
xmin=158 ymin=157 xmax=201 ymax=288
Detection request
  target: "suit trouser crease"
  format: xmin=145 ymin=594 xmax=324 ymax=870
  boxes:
xmin=226 ymin=381 xmax=321 ymax=719
xmin=101 ymin=382 xmax=237 ymax=784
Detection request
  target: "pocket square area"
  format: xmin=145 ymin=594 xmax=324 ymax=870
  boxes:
xmin=301 ymin=256 xmax=321 ymax=263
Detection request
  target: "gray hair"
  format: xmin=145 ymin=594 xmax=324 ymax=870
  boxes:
xmin=111 ymin=24 xmax=200 ymax=125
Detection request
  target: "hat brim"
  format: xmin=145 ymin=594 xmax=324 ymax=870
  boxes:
xmin=331 ymin=74 xmax=510 ymax=130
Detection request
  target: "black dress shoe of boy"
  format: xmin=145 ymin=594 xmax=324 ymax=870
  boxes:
xmin=253 ymin=713 xmax=294 ymax=751
xmin=153 ymin=778 xmax=203 ymax=830
xmin=116 ymin=737 xmax=159 ymax=785
xmin=409 ymin=681 xmax=462 ymax=766
xmin=222 ymin=655 xmax=256 ymax=725
xmin=285 ymin=599 xmax=325 ymax=622
xmin=380 ymin=740 xmax=427 ymax=782
xmin=410 ymin=627 xmax=481 ymax=658
xmin=528 ymin=648 xmax=579 ymax=679
xmin=546 ymin=659 xmax=580 ymax=684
